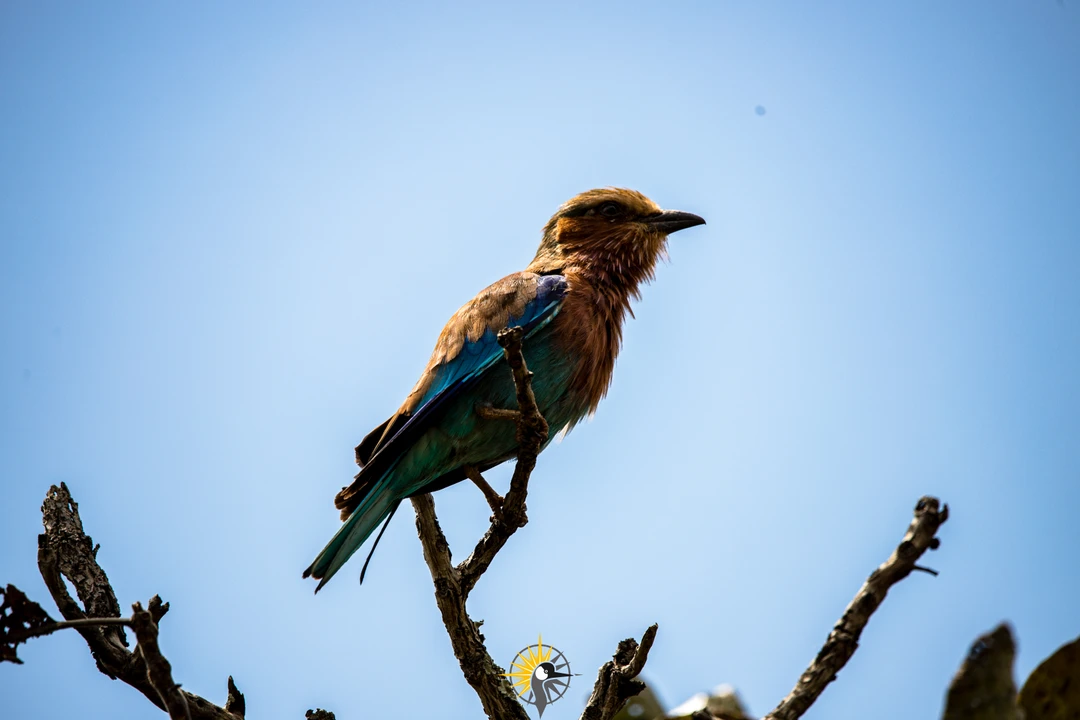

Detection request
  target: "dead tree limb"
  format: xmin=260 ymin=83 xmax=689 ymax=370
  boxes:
xmin=1 ymin=582 xmax=130 ymax=655
xmin=130 ymin=600 xmax=193 ymax=720
xmin=581 ymin=624 xmax=659 ymax=720
xmin=413 ymin=492 xmax=530 ymax=720
xmin=457 ymin=325 xmax=550 ymax=598
xmin=761 ymin=495 xmax=949 ymax=720
xmin=24 ymin=482 xmax=248 ymax=720
xmin=413 ymin=326 xmax=659 ymax=720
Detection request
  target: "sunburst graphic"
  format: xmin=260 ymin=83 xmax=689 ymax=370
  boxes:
xmin=504 ymin=634 xmax=554 ymax=697
xmin=503 ymin=634 xmax=575 ymax=717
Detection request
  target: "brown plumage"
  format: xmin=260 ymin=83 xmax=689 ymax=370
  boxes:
xmin=307 ymin=187 xmax=704 ymax=588
xmin=526 ymin=188 xmax=670 ymax=415
xmin=337 ymin=188 xmax=697 ymax=515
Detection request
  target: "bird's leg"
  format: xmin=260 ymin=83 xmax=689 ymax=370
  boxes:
xmin=475 ymin=404 xmax=521 ymax=422
xmin=464 ymin=465 xmax=504 ymax=520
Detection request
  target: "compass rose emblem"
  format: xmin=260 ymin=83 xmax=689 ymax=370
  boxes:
xmin=504 ymin=635 xmax=577 ymax=717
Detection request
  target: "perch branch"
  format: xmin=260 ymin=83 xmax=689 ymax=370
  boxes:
xmin=761 ymin=495 xmax=949 ymax=720
xmin=413 ymin=326 xmax=657 ymax=720
xmin=456 ymin=326 xmax=549 ymax=598
xmin=412 ymin=492 xmax=530 ymax=720
xmin=410 ymin=326 xmax=543 ymax=720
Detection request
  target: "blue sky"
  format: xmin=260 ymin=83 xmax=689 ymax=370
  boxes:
xmin=2 ymin=2 xmax=1078 ymax=718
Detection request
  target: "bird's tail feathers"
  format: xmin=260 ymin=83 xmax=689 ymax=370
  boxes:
xmin=303 ymin=486 xmax=400 ymax=592
xmin=335 ymin=470 xmax=377 ymax=520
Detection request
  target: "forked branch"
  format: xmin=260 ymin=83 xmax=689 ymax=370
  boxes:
xmin=12 ymin=483 xmax=248 ymax=719
xmin=412 ymin=326 xmax=660 ymax=720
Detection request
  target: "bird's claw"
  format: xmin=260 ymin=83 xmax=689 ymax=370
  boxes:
xmin=464 ymin=465 xmax=505 ymax=521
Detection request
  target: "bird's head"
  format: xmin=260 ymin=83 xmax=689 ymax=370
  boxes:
xmin=527 ymin=188 xmax=705 ymax=283
xmin=532 ymin=661 xmax=570 ymax=683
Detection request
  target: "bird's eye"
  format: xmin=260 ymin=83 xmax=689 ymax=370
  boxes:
xmin=599 ymin=202 xmax=622 ymax=218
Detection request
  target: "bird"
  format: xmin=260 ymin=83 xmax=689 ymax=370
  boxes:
xmin=304 ymin=188 xmax=705 ymax=591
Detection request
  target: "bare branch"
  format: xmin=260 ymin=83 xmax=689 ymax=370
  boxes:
xmin=33 ymin=482 xmax=248 ymax=720
xmin=23 ymin=616 xmax=134 ymax=636
xmin=412 ymin=493 xmax=530 ymax=720
xmin=580 ymin=624 xmax=659 ymax=720
xmin=131 ymin=600 xmax=191 ymax=720
xmin=39 ymin=482 xmax=130 ymax=666
xmin=6 ymin=612 xmax=132 ymax=643
xmin=457 ymin=326 xmax=549 ymax=598
xmin=761 ymin=495 xmax=949 ymax=720
xmin=412 ymin=326 xmax=659 ymax=720
xmin=409 ymin=326 xmax=551 ymax=718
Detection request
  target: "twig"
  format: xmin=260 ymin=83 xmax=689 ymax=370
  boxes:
xmin=131 ymin=600 xmax=191 ymax=720
xmin=10 ymin=615 xmax=133 ymax=641
xmin=580 ymin=624 xmax=659 ymax=720
xmin=761 ymin=496 xmax=949 ymax=720
xmin=1 ymin=584 xmax=134 ymax=663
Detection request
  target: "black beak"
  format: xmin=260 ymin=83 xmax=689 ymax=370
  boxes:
xmin=549 ymin=670 xmax=571 ymax=678
xmin=644 ymin=209 xmax=706 ymax=234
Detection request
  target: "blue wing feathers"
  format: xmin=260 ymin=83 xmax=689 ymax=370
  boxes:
xmin=303 ymin=275 xmax=567 ymax=588
xmin=416 ymin=274 xmax=567 ymax=408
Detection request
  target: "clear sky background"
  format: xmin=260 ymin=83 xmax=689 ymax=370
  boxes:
xmin=2 ymin=2 xmax=1078 ymax=719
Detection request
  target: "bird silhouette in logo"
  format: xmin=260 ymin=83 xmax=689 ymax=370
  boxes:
xmin=528 ymin=662 xmax=572 ymax=717
xmin=504 ymin=636 xmax=577 ymax=717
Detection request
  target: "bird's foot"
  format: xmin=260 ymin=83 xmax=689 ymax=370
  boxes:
xmin=475 ymin=404 xmax=522 ymax=422
xmin=464 ymin=465 xmax=504 ymax=521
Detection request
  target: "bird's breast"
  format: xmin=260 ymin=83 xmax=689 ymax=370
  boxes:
xmin=545 ymin=276 xmax=628 ymax=418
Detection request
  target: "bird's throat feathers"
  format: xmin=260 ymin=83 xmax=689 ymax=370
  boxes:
xmin=527 ymin=188 xmax=669 ymax=306
xmin=526 ymin=189 xmax=673 ymax=417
